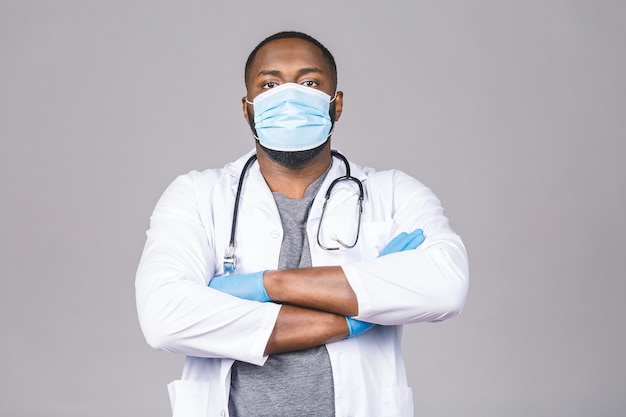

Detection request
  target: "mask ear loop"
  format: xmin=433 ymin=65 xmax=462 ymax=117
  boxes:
xmin=327 ymin=91 xmax=338 ymax=137
xmin=244 ymin=97 xmax=260 ymax=140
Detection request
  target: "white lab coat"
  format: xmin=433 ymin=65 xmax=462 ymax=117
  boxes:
xmin=135 ymin=150 xmax=469 ymax=417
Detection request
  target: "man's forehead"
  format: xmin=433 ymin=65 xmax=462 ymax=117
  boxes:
xmin=251 ymin=38 xmax=327 ymax=71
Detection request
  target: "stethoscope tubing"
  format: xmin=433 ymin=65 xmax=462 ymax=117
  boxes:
xmin=224 ymin=150 xmax=362 ymax=272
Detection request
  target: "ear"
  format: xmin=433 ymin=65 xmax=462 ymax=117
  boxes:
xmin=241 ymin=96 xmax=249 ymax=121
xmin=333 ymin=91 xmax=344 ymax=121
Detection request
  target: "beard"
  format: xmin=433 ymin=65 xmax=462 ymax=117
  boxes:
xmin=247 ymin=102 xmax=335 ymax=170
xmin=257 ymin=140 xmax=329 ymax=169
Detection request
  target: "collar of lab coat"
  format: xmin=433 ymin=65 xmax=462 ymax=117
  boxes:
xmin=223 ymin=148 xmax=369 ymax=211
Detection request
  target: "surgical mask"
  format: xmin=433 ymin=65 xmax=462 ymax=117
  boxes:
xmin=246 ymin=83 xmax=336 ymax=152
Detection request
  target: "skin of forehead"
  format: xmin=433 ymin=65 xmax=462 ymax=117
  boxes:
xmin=246 ymin=38 xmax=336 ymax=92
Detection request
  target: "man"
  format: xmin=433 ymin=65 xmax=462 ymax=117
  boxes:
xmin=136 ymin=31 xmax=468 ymax=417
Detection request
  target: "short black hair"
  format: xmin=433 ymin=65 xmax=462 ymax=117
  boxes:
xmin=244 ymin=31 xmax=337 ymax=87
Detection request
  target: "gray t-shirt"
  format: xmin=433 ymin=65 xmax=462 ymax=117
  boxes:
xmin=228 ymin=173 xmax=335 ymax=417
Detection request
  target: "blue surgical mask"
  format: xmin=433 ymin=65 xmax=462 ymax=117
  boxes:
xmin=246 ymin=83 xmax=337 ymax=152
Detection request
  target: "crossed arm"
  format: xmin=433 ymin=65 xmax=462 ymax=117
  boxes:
xmin=209 ymin=230 xmax=426 ymax=355
xmin=261 ymin=267 xmax=357 ymax=355
xmin=137 ymin=173 xmax=468 ymax=362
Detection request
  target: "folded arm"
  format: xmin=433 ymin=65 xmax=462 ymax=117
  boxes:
xmin=264 ymin=305 xmax=348 ymax=355
xmin=210 ymin=229 xmax=427 ymax=317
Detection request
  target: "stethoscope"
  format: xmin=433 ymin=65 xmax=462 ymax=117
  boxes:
xmin=223 ymin=150 xmax=364 ymax=273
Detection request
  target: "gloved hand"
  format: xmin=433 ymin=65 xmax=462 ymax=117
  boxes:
xmin=378 ymin=228 xmax=425 ymax=257
xmin=208 ymin=270 xmax=270 ymax=302
xmin=345 ymin=316 xmax=375 ymax=338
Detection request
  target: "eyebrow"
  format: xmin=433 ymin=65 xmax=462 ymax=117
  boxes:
xmin=256 ymin=67 xmax=324 ymax=78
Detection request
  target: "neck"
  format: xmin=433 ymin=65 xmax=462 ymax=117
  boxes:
xmin=256 ymin=142 xmax=331 ymax=199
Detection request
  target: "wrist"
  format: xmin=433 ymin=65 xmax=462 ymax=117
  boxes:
xmin=345 ymin=316 xmax=375 ymax=339
xmin=257 ymin=270 xmax=270 ymax=302
xmin=263 ymin=269 xmax=280 ymax=301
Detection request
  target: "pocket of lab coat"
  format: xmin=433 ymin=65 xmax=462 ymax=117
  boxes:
xmin=167 ymin=380 xmax=210 ymax=417
xmin=358 ymin=221 xmax=395 ymax=259
xmin=381 ymin=386 xmax=414 ymax=417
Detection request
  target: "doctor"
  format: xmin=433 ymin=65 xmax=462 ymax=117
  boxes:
xmin=136 ymin=31 xmax=469 ymax=416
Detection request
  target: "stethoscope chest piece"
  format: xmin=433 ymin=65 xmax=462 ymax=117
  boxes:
xmin=223 ymin=244 xmax=236 ymax=274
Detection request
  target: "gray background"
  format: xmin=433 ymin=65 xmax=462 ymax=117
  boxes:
xmin=1 ymin=1 xmax=624 ymax=416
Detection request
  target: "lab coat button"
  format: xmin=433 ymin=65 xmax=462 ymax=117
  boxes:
xmin=220 ymin=411 xmax=226 ymax=417
xmin=270 ymin=230 xmax=281 ymax=239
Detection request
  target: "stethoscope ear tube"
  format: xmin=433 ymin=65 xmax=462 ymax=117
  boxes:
xmin=223 ymin=154 xmax=257 ymax=273
xmin=317 ymin=151 xmax=364 ymax=250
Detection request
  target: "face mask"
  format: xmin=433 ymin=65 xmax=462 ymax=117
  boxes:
xmin=246 ymin=83 xmax=336 ymax=152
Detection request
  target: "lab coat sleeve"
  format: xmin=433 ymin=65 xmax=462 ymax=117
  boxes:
xmin=341 ymin=170 xmax=469 ymax=325
xmin=135 ymin=172 xmax=281 ymax=365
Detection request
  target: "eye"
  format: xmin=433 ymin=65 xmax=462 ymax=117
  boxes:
xmin=262 ymin=81 xmax=278 ymax=89
xmin=301 ymin=80 xmax=318 ymax=87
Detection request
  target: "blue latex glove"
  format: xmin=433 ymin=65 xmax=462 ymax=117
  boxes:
xmin=208 ymin=271 xmax=270 ymax=302
xmin=345 ymin=316 xmax=375 ymax=338
xmin=378 ymin=228 xmax=425 ymax=257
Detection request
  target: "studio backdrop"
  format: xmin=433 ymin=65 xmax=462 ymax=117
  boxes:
xmin=1 ymin=1 xmax=624 ymax=416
